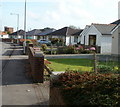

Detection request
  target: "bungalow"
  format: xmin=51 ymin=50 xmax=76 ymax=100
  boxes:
xmin=47 ymin=27 xmax=82 ymax=45
xmin=26 ymin=29 xmax=41 ymax=39
xmin=0 ymin=31 xmax=9 ymax=38
xmin=9 ymin=30 xmax=25 ymax=39
xmin=37 ymin=28 xmax=55 ymax=40
xmin=80 ymin=24 xmax=117 ymax=54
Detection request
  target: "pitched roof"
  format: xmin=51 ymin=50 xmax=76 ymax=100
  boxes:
xmin=72 ymin=29 xmax=83 ymax=36
xmin=0 ymin=31 xmax=7 ymax=35
xmin=37 ymin=29 xmax=55 ymax=36
xmin=47 ymin=27 xmax=80 ymax=36
xmin=9 ymin=30 xmax=25 ymax=36
xmin=92 ymin=24 xmax=117 ymax=35
xmin=26 ymin=29 xmax=41 ymax=36
xmin=80 ymin=25 xmax=91 ymax=36
xmin=111 ymin=19 xmax=120 ymax=25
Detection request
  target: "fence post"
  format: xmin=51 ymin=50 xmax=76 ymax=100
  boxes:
xmin=93 ymin=52 xmax=97 ymax=73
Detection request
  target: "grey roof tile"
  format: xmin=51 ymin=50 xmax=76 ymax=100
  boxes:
xmin=37 ymin=29 xmax=55 ymax=36
xmin=26 ymin=29 xmax=41 ymax=36
xmin=93 ymin=24 xmax=117 ymax=35
xmin=47 ymin=27 xmax=80 ymax=36
xmin=9 ymin=30 xmax=25 ymax=36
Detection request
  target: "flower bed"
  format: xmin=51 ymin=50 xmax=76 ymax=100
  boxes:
xmin=50 ymin=71 xmax=120 ymax=106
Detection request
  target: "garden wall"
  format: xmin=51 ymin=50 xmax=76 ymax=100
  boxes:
xmin=2 ymin=38 xmax=13 ymax=42
xmin=28 ymin=47 xmax=44 ymax=83
xmin=50 ymin=87 xmax=66 ymax=106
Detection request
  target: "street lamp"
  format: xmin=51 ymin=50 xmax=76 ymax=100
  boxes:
xmin=10 ymin=13 xmax=19 ymax=43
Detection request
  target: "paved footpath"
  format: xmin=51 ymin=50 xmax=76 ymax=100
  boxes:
xmin=1 ymin=42 xmax=49 ymax=106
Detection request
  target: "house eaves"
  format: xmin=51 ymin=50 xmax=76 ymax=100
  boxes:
xmin=111 ymin=24 xmax=120 ymax=34
xmin=111 ymin=19 xmax=120 ymax=25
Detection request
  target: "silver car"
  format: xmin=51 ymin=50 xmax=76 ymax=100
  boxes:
xmin=37 ymin=39 xmax=51 ymax=44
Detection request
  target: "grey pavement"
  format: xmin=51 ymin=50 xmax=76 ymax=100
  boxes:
xmin=1 ymin=42 xmax=49 ymax=106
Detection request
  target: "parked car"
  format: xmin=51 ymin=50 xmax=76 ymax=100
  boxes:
xmin=37 ymin=39 xmax=51 ymax=45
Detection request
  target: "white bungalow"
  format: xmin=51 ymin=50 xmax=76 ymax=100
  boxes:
xmin=80 ymin=24 xmax=116 ymax=54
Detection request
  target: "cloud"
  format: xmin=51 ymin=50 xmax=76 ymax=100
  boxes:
xmin=38 ymin=0 xmax=96 ymax=28
xmin=6 ymin=0 xmax=119 ymax=30
xmin=27 ymin=11 xmax=40 ymax=21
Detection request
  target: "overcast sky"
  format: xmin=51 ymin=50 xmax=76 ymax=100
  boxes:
xmin=1 ymin=0 xmax=120 ymax=31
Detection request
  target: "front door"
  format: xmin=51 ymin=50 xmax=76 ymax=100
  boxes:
xmin=89 ymin=35 xmax=96 ymax=46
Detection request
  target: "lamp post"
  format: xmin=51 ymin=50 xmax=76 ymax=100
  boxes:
xmin=23 ymin=0 xmax=27 ymax=54
xmin=10 ymin=13 xmax=19 ymax=43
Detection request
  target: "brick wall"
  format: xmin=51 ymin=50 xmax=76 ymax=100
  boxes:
xmin=50 ymin=77 xmax=66 ymax=106
xmin=28 ymin=47 xmax=44 ymax=83
xmin=2 ymin=38 xmax=13 ymax=42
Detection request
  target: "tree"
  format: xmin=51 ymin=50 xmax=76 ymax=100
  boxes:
xmin=69 ymin=25 xmax=80 ymax=29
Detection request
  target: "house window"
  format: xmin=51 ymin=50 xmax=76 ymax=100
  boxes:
xmin=74 ymin=36 xmax=78 ymax=43
xmin=89 ymin=35 xmax=96 ymax=46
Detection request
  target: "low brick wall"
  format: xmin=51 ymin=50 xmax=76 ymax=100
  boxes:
xmin=50 ymin=77 xmax=66 ymax=106
xmin=50 ymin=87 xmax=66 ymax=106
xmin=28 ymin=47 xmax=44 ymax=83
xmin=2 ymin=38 xmax=13 ymax=42
xmin=18 ymin=39 xmax=37 ymax=46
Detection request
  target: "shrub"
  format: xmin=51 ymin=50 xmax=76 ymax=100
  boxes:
xmin=52 ymin=71 xmax=120 ymax=106
xmin=57 ymin=45 xmax=76 ymax=54
xmin=49 ymin=38 xmax=63 ymax=45
xmin=81 ymin=49 xmax=91 ymax=54
xmin=97 ymin=65 xmax=113 ymax=73
xmin=57 ymin=47 xmax=66 ymax=54
xmin=26 ymin=40 xmax=33 ymax=44
xmin=41 ymin=44 xmax=47 ymax=51
xmin=75 ymin=45 xmax=84 ymax=54
xmin=65 ymin=45 xmax=75 ymax=54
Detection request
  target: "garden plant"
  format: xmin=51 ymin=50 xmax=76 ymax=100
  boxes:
xmin=51 ymin=71 xmax=120 ymax=106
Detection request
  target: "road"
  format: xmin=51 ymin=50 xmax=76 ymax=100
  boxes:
xmin=1 ymin=42 xmax=49 ymax=106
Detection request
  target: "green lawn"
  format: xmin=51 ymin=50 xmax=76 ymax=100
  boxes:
xmin=48 ymin=58 xmax=93 ymax=72
xmin=47 ymin=58 xmax=118 ymax=72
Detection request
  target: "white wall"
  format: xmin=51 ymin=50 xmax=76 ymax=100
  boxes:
xmin=0 ymin=34 xmax=9 ymax=38
xmin=66 ymin=36 xmax=70 ymax=45
xmin=80 ymin=25 xmax=113 ymax=54
xmin=71 ymin=36 xmax=75 ymax=45
xmin=101 ymin=35 xmax=112 ymax=54
xmin=111 ymin=25 xmax=120 ymax=55
xmin=112 ymin=27 xmax=118 ymax=55
xmin=18 ymin=35 xmax=23 ymax=39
